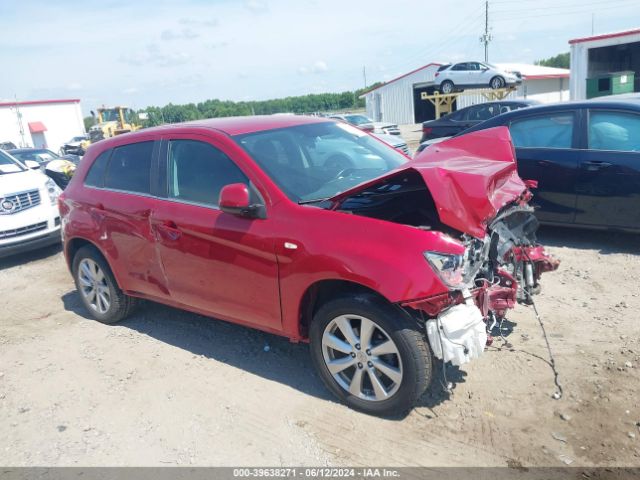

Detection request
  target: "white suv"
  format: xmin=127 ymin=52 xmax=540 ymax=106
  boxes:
xmin=435 ymin=62 xmax=522 ymax=94
xmin=0 ymin=150 xmax=62 ymax=258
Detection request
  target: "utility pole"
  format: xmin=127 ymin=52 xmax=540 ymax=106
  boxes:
xmin=363 ymin=66 xmax=367 ymax=89
xmin=11 ymin=97 xmax=26 ymax=148
xmin=480 ymin=0 xmax=492 ymax=62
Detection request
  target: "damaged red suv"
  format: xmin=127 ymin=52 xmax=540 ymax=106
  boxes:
xmin=59 ymin=116 xmax=557 ymax=415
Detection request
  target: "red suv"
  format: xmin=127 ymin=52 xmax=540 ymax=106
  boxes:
xmin=59 ymin=116 xmax=557 ymax=415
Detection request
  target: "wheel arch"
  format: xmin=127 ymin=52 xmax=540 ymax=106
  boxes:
xmin=65 ymin=237 xmax=123 ymax=289
xmin=297 ymin=279 xmax=393 ymax=341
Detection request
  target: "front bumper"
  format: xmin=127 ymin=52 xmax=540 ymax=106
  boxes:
xmin=0 ymin=201 xmax=62 ymax=258
xmin=0 ymin=228 xmax=61 ymax=258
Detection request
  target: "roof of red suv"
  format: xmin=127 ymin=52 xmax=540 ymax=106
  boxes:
xmin=140 ymin=114 xmax=331 ymax=137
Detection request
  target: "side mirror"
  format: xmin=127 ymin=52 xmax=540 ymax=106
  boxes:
xmin=24 ymin=160 xmax=40 ymax=170
xmin=219 ymin=183 xmax=264 ymax=219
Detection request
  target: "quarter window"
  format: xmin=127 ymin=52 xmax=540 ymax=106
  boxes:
xmin=509 ymin=113 xmax=574 ymax=149
xmin=588 ymin=111 xmax=640 ymax=152
xmin=104 ymin=141 xmax=153 ymax=194
xmin=84 ymin=150 xmax=111 ymax=187
xmin=168 ymin=140 xmax=248 ymax=206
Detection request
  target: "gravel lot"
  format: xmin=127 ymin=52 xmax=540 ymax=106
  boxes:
xmin=1 ymin=225 xmax=639 ymax=467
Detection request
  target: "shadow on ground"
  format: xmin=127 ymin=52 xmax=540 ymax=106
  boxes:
xmin=0 ymin=243 xmax=62 ymax=271
xmin=537 ymin=225 xmax=639 ymax=255
xmin=62 ymin=290 xmax=455 ymax=417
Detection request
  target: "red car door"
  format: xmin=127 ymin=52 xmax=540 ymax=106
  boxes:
xmin=82 ymin=138 xmax=168 ymax=298
xmin=149 ymin=133 xmax=282 ymax=331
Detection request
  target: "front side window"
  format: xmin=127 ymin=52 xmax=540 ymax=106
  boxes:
xmin=588 ymin=110 xmax=640 ymax=152
xmin=104 ymin=141 xmax=153 ymax=194
xmin=509 ymin=113 xmax=574 ymax=149
xmin=234 ymin=122 xmax=408 ymax=203
xmin=168 ymin=140 xmax=248 ymax=206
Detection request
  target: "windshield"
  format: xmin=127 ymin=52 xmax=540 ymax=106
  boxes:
xmin=343 ymin=114 xmax=372 ymax=126
xmin=100 ymin=109 xmax=120 ymax=122
xmin=10 ymin=149 xmax=58 ymax=163
xmin=0 ymin=150 xmax=26 ymax=174
xmin=71 ymin=136 xmax=86 ymax=142
xmin=234 ymin=122 xmax=408 ymax=203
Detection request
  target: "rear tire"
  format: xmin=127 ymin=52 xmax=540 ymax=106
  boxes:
xmin=72 ymin=245 xmax=137 ymax=324
xmin=309 ymin=294 xmax=432 ymax=416
xmin=440 ymin=80 xmax=454 ymax=94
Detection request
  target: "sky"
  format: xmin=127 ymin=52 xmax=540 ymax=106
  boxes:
xmin=1 ymin=0 xmax=639 ymax=115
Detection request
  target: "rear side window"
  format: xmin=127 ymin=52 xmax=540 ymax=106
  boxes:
xmin=104 ymin=141 xmax=153 ymax=194
xmin=588 ymin=111 xmax=640 ymax=152
xmin=168 ymin=140 xmax=248 ymax=206
xmin=509 ymin=113 xmax=574 ymax=149
xmin=84 ymin=150 xmax=111 ymax=187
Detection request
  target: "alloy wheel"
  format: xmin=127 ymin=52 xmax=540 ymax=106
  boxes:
xmin=78 ymin=258 xmax=111 ymax=314
xmin=321 ymin=314 xmax=403 ymax=401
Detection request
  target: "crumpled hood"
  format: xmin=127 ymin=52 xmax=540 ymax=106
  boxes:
xmin=330 ymin=126 xmax=528 ymax=238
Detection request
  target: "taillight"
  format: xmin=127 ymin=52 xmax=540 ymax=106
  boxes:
xmin=423 ymin=127 xmax=432 ymax=134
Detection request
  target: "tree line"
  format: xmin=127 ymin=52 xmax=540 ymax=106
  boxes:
xmin=136 ymin=84 xmax=382 ymax=127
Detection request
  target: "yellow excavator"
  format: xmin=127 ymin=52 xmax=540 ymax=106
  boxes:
xmin=88 ymin=106 xmax=141 ymax=143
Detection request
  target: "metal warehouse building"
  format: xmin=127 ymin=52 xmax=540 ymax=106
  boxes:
xmin=570 ymin=28 xmax=640 ymax=100
xmin=0 ymin=98 xmax=85 ymax=153
xmin=360 ymin=63 xmax=569 ymax=125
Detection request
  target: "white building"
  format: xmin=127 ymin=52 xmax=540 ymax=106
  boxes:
xmin=360 ymin=62 xmax=569 ymax=125
xmin=569 ymin=28 xmax=640 ymax=100
xmin=0 ymin=99 xmax=85 ymax=153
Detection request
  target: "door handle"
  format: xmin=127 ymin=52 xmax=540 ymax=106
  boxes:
xmin=583 ymin=160 xmax=612 ymax=171
xmin=156 ymin=220 xmax=182 ymax=241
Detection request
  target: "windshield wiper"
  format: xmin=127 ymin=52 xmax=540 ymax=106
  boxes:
xmin=298 ymin=197 xmax=332 ymax=205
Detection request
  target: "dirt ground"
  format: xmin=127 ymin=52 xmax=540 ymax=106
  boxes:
xmin=1 ymin=226 xmax=639 ymax=468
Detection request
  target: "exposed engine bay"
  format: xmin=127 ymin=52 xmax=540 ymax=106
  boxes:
xmin=335 ymin=168 xmax=559 ymax=367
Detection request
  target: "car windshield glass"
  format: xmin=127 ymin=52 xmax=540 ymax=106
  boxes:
xmin=0 ymin=150 xmax=26 ymax=174
xmin=343 ymin=115 xmax=371 ymax=125
xmin=71 ymin=136 xmax=86 ymax=142
xmin=11 ymin=150 xmax=58 ymax=163
xmin=234 ymin=122 xmax=408 ymax=203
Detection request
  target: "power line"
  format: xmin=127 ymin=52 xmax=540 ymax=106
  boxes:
xmin=492 ymin=0 xmax=638 ymax=15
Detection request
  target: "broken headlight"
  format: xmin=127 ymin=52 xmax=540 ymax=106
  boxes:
xmin=424 ymin=251 xmax=465 ymax=289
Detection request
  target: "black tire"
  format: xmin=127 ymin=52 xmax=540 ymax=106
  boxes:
xmin=440 ymin=80 xmax=454 ymax=94
xmin=72 ymin=245 xmax=137 ymax=324
xmin=309 ymin=294 xmax=432 ymax=416
xmin=490 ymin=76 xmax=505 ymax=89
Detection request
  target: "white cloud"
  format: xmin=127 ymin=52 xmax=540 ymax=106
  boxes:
xmin=298 ymin=60 xmax=328 ymax=75
xmin=244 ymin=0 xmax=268 ymax=13
xmin=123 ymin=87 xmax=139 ymax=94
xmin=161 ymin=28 xmax=199 ymax=41
xmin=179 ymin=17 xmax=219 ymax=27
xmin=120 ymin=44 xmax=191 ymax=67
xmin=67 ymin=82 xmax=83 ymax=91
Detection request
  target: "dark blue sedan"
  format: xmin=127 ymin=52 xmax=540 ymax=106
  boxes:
xmin=445 ymin=99 xmax=640 ymax=231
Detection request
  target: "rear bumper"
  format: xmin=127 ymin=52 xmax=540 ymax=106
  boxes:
xmin=0 ymin=228 xmax=61 ymax=258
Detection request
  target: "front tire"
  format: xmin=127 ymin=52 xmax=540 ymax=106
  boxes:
xmin=440 ymin=80 xmax=454 ymax=94
xmin=72 ymin=245 xmax=137 ymax=324
xmin=309 ymin=294 xmax=432 ymax=416
xmin=490 ymin=76 xmax=505 ymax=89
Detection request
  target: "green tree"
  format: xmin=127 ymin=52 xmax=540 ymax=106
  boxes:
xmin=83 ymin=116 xmax=95 ymax=131
xmin=535 ymin=52 xmax=570 ymax=69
